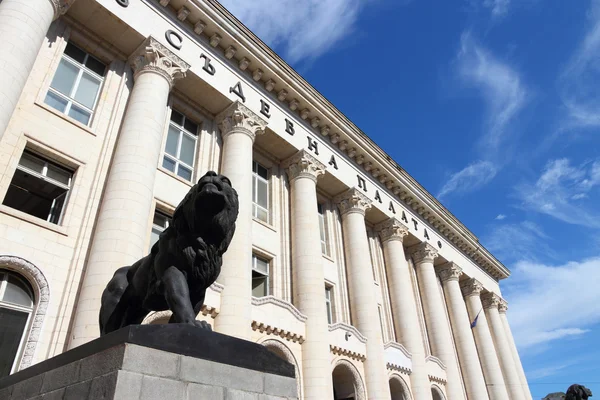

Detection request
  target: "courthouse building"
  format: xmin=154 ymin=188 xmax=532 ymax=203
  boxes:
xmin=0 ymin=0 xmax=532 ymax=399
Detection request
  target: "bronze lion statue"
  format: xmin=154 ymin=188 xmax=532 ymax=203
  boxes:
xmin=99 ymin=171 xmax=239 ymax=335
xmin=566 ymin=384 xmax=593 ymax=400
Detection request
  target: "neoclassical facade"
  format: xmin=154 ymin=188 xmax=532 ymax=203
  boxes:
xmin=0 ymin=0 xmax=531 ymax=399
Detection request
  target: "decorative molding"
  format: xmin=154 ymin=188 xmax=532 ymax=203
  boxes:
xmin=217 ymin=101 xmax=268 ymax=142
xmin=409 ymin=242 xmax=439 ymax=264
xmin=251 ymin=321 xmax=304 ymax=343
xmin=252 ymin=69 xmax=263 ymax=81
xmin=209 ymin=282 xmax=224 ymax=293
xmin=328 ymin=322 xmax=367 ymax=343
xmin=300 ymin=108 xmax=310 ymax=120
xmin=251 ymin=295 xmax=308 ymax=322
xmin=50 ymin=0 xmax=76 ymax=20
xmin=0 ymin=256 xmax=50 ymax=371
xmin=375 ymin=218 xmax=409 ymax=243
xmin=159 ymin=0 xmax=170 ymax=6
xmin=311 ymin=117 xmax=320 ymax=128
xmin=194 ymin=20 xmax=206 ymax=35
xmin=334 ymin=188 xmax=372 ymax=217
xmin=481 ymin=292 xmax=502 ymax=310
xmin=129 ymin=36 xmax=189 ymax=89
xmin=429 ymin=375 xmax=448 ymax=386
xmin=282 ymin=150 xmax=326 ymax=183
xmin=460 ymin=278 xmax=483 ymax=297
xmin=176 ymin=7 xmax=190 ymax=21
xmin=384 ymin=341 xmax=413 ymax=359
xmin=320 ymin=125 xmax=330 ymax=136
xmin=425 ymin=355 xmax=447 ymax=371
xmin=389 ymin=374 xmax=414 ymax=400
xmin=239 ymin=57 xmax=250 ymax=70
xmin=289 ymin=99 xmax=299 ymax=111
xmin=387 ymin=363 xmax=411 ymax=375
xmin=224 ymin=45 xmax=236 ymax=59
xmin=499 ymin=299 xmax=508 ymax=314
xmin=437 ymin=262 xmax=463 ymax=283
xmin=277 ymin=89 xmax=288 ymax=101
xmin=209 ymin=33 xmax=221 ymax=47
xmin=330 ymin=345 xmax=366 ymax=362
xmin=332 ymin=359 xmax=366 ymax=400
xmin=265 ymin=79 xmax=276 ymax=92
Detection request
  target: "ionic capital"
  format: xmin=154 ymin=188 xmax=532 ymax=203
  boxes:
xmin=282 ymin=150 xmax=326 ymax=183
xmin=129 ymin=37 xmax=190 ymax=89
xmin=375 ymin=218 xmax=409 ymax=243
xmin=499 ymin=299 xmax=508 ymax=314
xmin=409 ymin=242 xmax=438 ymax=264
xmin=481 ymin=292 xmax=502 ymax=310
xmin=334 ymin=188 xmax=372 ymax=217
xmin=438 ymin=262 xmax=463 ymax=282
xmin=460 ymin=278 xmax=483 ymax=297
xmin=49 ymin=0 xmax=76 ymax=20
xmin=217 ymin=101 xmax=267 ymax=142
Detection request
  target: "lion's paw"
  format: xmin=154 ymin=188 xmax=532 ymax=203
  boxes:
xmin=191 ymin=320 xmax=213 ymax=331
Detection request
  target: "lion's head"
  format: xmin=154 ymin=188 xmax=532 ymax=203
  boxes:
xmin=172 ymin=171 xmax=239 ymax=254
xmin=566 ymin=384 xmax=593 ymax=400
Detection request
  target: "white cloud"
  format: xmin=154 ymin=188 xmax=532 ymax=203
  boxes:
xmin=495 ymin=214 xmax=506 ymax=220
xmin=484 ymin=221 xmax=553 ymax=263
xmin=437 ymin=160 xmax=497 ymax=199
xmin=484 ymin=0 xmax=510 ymax=18
xmin=503 ymin=257 xmax=600 ymax=349
xmin=559 ymin=0 xmax=600 ymax=130
xmin=219 ymin=0 xmax=372 ymax=64
xmin=516 ymin=159 xmax=600 ymax=228
xmin=456 ymin=32 xmax=528 ymax=153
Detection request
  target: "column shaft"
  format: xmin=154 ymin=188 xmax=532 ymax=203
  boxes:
xmin=462 ymin=280 xmax=509 ymax=400
xmin=439 ymin=264 xmax=489 ymax=400
xmin=336 ymin=189 xmax=390 ymax=400
xmin=411 ymin=244 xmax=465 ymax=400
xmin=483 ymin=294 xmax=525 ymax=400
xmin=70 ymin=37 xmax=189 ymax=347
xmin=215 ymin=102 xmax=266 ymax=339
xmin=500 ymin=305 xmax=532 ymax=400
xmin=376 ymin=219 xmax=431 ymax=400
xmin=284 ymin=151 xmax=332 ymax=400
xmin=0 ymin=0 xmax=68 ymax=138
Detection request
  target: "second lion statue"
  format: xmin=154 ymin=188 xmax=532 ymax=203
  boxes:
xmin=99 ymin=171 xmax=239 ymax=335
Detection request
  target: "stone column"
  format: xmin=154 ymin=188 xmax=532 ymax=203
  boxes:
xmin=461 ymin=279 xmax=509 ymax=400
xmin=375 ymin=219 xmax=432 ymax=400
xmin=335 ymin=189 xmax=390 ymax=400
xmin=0 ymin=0 xmax=75 ymax=139
xmin=499 ymin=300 xmax=532 ymax=400
xmin=483 ymin=293 xmax=526 ymax=400
xmin=282 ymin=150 xmax=332 ymax=400
xmin=214 ymin=101 xmax=267 ymax=339
xmin=69 ymin=37 xmax=190 ymax=347
xmin=410 ymin=243 xmax=465 ymax=400
xmin=438 ymin=263 xmax=489 ymax=400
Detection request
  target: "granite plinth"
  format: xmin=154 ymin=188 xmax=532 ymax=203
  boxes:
xmin=0 ymin=324 xmax=298 ymax=400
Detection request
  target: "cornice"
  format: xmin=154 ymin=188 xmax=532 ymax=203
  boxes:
xmin=154 ymin=0 xmax=510 ymax=282
xmin=425 ymin=355 xmax=447 ymax=371
xmin=384 ymin=341 xmax=413 ymax=360
xmin=251 ymin=295 xmax=308 ymax=323
xmin=328 ymin=322 xmax=368 ymax=344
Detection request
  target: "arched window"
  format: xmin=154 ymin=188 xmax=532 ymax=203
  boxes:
xmin=0 ymin=270 xmax=35 ymax=378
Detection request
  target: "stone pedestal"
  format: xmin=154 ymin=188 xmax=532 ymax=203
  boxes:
xmin=0 ymin=324 xmax=298 ymax=400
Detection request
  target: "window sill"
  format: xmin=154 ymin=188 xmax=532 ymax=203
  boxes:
xmin=322 ymin=253 xmax=335 ymax=262
xmin=0 ymin=205 xmax=68 ymax=236
xmin=157 ymin=167 xmax=194 ymax=187
xmin=252 ymin=217 xmax=277 ymax=233
xmin=34 ymin=101 xmax=97 ymax=137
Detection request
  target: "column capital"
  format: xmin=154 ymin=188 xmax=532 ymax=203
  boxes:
xmin=409 ymin=242 xmax=438 ymax=264
xmin=481 ymin=292 xmax=502 ymax=310
xmin=129 ymin=36 xmax=190 ymax=89
xmin=49 ymin=0 xmax=76 ymax=20
xmin=499 ymin=299 xmax=508 ymax=314
xmin=334 ymin=188 xmax=372 ymax=217
xmin=375 ymin=218 xmax=409 ymax=243
xmin=217 ymin=101 xmax=268 ymax=142
xmin=460 ymin=278 xmax=483 ymax=297
xmin=438 ymin=262 xmax=463 ymax=282
xmin=282 ymin=150 xmax=326 ymax=183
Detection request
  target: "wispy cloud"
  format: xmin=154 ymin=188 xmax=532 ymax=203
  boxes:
xmin=437 ymin=160 xmax=497 ymax=200
xmin=457 ymin=32 xmax=528 ymax=153
xmin=527 ymin=363 xmax=573 ymax=380
xmin=219 ymin=0 xmax=375 ymax=64
xmin=495 ymin=214 xmax=507 ymax=220
xmin=484 ymin=0 xmax=510 ymax=18
xmin=484 ymin=220 xmax=553 ymax=263
xmin=516 ymin=158 xmax=600 ymax=228
xmin=559 ymin=0 xmax=600 ymax=130
xmin=503 ymin=257 xmax=600 ymax=349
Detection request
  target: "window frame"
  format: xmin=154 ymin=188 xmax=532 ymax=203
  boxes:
xmin=252 ymin=160 xmax=270 ymax=224
xmin=149 ymin=209 xmax=172 ymax=251
xmin=5 ymin=151 xmax=74 ymax=225
xmin=317 ymin=203 xmax=330 ymax=257
xmin=0 ymin=271 xmax=35 ymax=376
xmin=251 ymin=253 xmax=270 ymax=298
xmin=325 ymin=285 xmax=334 ymax=324
xmin=44 ymin=42 xmax=106 ymax=126
xmin=162 ymin=109 xmax=199 ymax=182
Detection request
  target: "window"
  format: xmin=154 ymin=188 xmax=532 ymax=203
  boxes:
xmin=44 ymin=42 xmax=106 ymax=126
xmin=0 ymin=271 xmax=34 ymax=378
xmin=3 ymin=151 xmax=73 ymax=225
xmin=378 ymin=305 xmax=386 ymax=341
xmin=251 ymin=254 xmax=269 ymax=297
xmin=149 ymin=211 xmax=171 ymax=250
xmin=325 ymin=285 xmax=334 ymax=324
xmin=162 ymin=110 xmax=199 ymax=181
xmin=252 ymin=161 xmax=269 ymax=223
xmin=317 ymin=203 xmax=330 ymax=256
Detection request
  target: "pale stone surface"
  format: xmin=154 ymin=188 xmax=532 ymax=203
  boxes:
xmin=410 ymin=242 xmax=465 ymax=400
xmin=500 ymin=302 xmax=533 ymax=400
xmin=438 ymin=262 xmax=489 ymax=400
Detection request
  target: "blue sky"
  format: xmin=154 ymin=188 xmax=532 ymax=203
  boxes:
xmin=219 ymin=0 xmax=600 ymax=398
